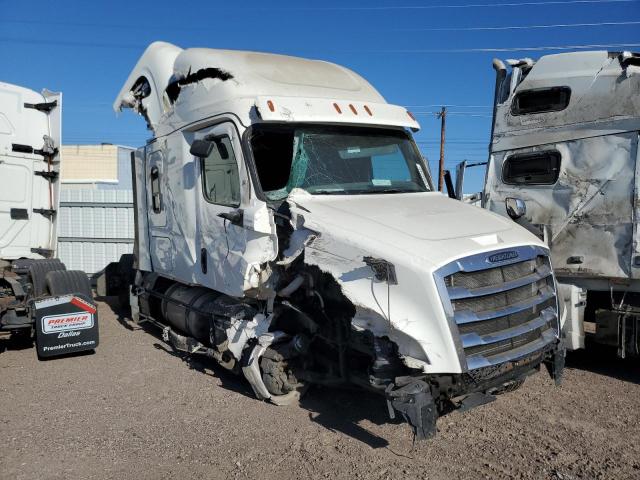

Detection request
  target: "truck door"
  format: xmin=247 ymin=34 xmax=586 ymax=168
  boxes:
xmin=146 ymin=149 xmax=174 ymax=273
xmin=193 ymin=122 xmax=277 ymax=297
xmin=485 ymin=133 xmax=638 ymax=280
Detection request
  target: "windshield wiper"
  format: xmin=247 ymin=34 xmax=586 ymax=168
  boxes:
xmin=310 ymin=189 xmax=348 ymax=195
xmin=351 ymin=188 xmax=419 ymax=195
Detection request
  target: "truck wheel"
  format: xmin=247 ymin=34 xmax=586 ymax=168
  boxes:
xmin=29 ymin=259 xmax=66 ymax=297
xmin=45 ymin=270 xmax=93 ymax=298
xmin=261 ymin=349 xmax=308 ymax=406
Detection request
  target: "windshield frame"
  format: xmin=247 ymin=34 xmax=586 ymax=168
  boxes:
xmin=242 ymin=123 xmax=434 ymax=203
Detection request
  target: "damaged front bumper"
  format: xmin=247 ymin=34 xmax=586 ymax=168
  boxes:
xmin=385 ymin=340 xmax=564 ymax=440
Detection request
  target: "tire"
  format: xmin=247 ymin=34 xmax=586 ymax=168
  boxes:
xmin=45 ymin=270 xmax=93 ymax=298
xmin=29 ymin=259 xmax=66 ymax=297
xmin=261 ymin=349 xmax=308 ymax=406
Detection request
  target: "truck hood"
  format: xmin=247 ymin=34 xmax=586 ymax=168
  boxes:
xmin=287 ymin=190 xmax=539 ymax=269
xmin=284 ymin=190 xmax=549 ymax=375
xmin=294 ymin=191 xmax=510 ymax=241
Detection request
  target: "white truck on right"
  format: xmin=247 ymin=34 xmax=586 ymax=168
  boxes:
xmin=480 ymin=50 xmax=640 ymax=357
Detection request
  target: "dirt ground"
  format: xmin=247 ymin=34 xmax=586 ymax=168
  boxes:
xmin=1 ymin=299 xmax=639 ymax=480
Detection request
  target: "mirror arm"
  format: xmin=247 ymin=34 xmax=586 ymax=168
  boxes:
xmin=218 ymin=209 xmax=244 ymax=227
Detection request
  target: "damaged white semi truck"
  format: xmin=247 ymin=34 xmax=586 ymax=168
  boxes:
xmin=0 ymin=81 xmax=98 ymax=358
xmin=480 ymin=51 xmax=640 ymax=358
xmin=114 ymin=42 xmax=564 ymax=439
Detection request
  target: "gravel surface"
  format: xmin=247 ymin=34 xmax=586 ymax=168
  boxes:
xmin=1 ymin=299 xmax=639 ymax=480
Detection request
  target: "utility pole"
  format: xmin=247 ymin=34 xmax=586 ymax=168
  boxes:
xmin=437 ymin=106 xmax=447 ymax=192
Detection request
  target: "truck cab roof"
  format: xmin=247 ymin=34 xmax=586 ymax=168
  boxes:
xmin=114 ymin=42 xmax=419 ymax=137
xmin=492 ymin=50 xmax=640 ymax=151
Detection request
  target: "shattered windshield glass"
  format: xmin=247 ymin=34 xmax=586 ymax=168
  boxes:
xmin=250 ymin=126 xmax=432 ymax=201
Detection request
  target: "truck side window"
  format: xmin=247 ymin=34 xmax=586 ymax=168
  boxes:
xmin=503 ymin=151 xmax=561 ymax=185
xmin=511 ymin=87 xmax=571 ymax=115
xmin=200 ymin=136 xmax=240 ymax=207
xmin=150 ymin=166 xmax=162 ymax=213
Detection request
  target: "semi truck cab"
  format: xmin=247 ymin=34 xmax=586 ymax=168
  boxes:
xmin=479 ymin=50 xmax=640 ymax=357
xmin=0 ymin=81 xmax=98 ymax=358
xmin=114 ymin=42 xmax=564 ymax=439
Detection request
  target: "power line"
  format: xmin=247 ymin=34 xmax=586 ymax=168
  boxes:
xmin=394 ymin=20 xmax=640 ymax=31
xmin=405 ymin=104 xmax=492 ymax=108
xmin=199 ymin=0 xmax=640 ymax=9
xmin=0 ymin=0 xmax=635 ymax=23
xmin=356 ymin=43 xmax=640 ymax=53
xmin=2 ymin=36 xmax=637 ymax=54
xmin=4 ymin=18 xmax=639 ymax=35
xmin=420 ymin=140 xmax=491 ymax=144
xmin=413 ymin=111 xmax=494 ymax=116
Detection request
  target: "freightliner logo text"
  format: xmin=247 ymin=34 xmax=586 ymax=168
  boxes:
xmin=487 ymin=251 xmax=519 ymax=263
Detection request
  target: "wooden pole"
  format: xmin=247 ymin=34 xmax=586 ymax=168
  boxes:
xmin=437 ymin=107 xmax=447 ymax=192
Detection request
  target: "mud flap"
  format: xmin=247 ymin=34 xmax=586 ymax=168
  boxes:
xmin=34 ymin=293 xmax=99 ymax=358
xmin=385 ymin=380 xmax=438 ymax=440
xmin=544 ymin=343 xmax=565 ymax=386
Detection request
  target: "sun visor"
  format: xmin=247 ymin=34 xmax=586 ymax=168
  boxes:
xmin=255 ymin=96 xmax=420 ymax=131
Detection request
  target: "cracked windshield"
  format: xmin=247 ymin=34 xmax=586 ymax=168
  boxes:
xmin=250 ymin=126 xmax=432 ymax=200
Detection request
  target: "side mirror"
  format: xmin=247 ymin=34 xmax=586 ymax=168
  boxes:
xmin=455 ymin=160 xmax=467 ymax=200
xmin=190 ymin=139 xmax=214 ymax=158
xmin=443 ymin=170 xmax=456 ymax=199
xmin=217 ymin=209 xmax=244 ymax=227
xmin=505 ymin=197 xmax=526 ymax=220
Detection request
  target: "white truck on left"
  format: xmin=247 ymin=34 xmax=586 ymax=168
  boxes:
xmin=0 ymin=81 xmax=98 ymax=358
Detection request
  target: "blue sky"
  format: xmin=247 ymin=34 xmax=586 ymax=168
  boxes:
xmin=1 ymin=0 xmax=638 ymax=192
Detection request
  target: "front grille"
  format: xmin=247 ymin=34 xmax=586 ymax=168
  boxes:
xmin=437 ymin=247 xmax=558 ymax=370
xmin=452 ymin=278 xmax=549 ymax=313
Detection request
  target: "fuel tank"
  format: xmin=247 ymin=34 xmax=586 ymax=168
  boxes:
xmin=160 ymin=284 xmax=219 ymax=345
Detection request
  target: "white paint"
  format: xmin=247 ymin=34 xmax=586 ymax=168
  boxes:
xmin=0 ymin=82 xmax=62 ymax=260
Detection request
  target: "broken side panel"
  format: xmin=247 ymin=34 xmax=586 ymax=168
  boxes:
xmin=486 ymin=133 xmax=639 ymax=280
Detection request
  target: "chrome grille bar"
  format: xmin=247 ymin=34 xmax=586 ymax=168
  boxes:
xmin=453 ymin=286 xmax=555 ymax=324
xmin=460 ymin=307 xmax=556 ymax=348
xmin=447 ymin=264 xmax=552 ymax=300
xmin=466 ymin=328 xmax=557 ymax=370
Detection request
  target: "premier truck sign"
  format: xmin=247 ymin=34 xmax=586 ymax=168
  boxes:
xmin=42 ymin=312 xmax=94 ymax=334
xmin=34 ymin=294 xmax=99 ymax=358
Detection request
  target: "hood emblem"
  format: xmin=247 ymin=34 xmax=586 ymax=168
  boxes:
xmin=488 ymin=250 xmax=519 ymax=263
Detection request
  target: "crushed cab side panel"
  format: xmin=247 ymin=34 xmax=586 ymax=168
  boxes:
xmin=487 ymin=51 xmax=640 ymax=282
xmin=486 ymin=133 xmax=639 ymax=280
